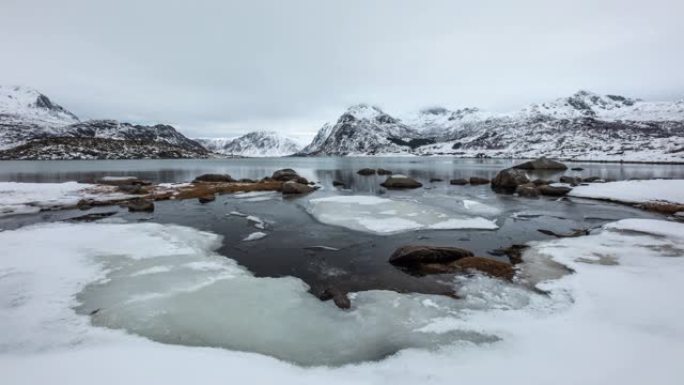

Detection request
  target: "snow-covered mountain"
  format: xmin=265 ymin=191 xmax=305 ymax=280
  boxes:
xmin=0 ymin=86 xmax=207 ymax=158
xmin=300 ymin=91 xmax=684 ymax=162
xmin=196 ymin=131 xmax=302 ymax=157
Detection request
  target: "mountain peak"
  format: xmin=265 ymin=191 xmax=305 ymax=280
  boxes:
xmin=339 ymin=104 xmax=399 ymax=124
xmin=0 ymin=85 xmax=79 ymax=122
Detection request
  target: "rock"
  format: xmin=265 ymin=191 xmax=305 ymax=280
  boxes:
xmin=515 ymin=184 xmax=539 ymax=198
xmin=582 ymin=176 xmax=603 ymax=183
xmin=380 ymin=175 xmax=422 ymax=189
xmin=357 ymin=168 xmax=376 ymax=176
xmin=531 ymin=178 xmax=551 ymax=186
xmin=469 ymin=176 xmax=490 ymax=185
xmin=571 ymin=167 xmax=585 ymax=171
xmin=453 ymin=257 xmax=515 ymax=280
xmin=538 ymin=185 xmax=572 ymax=196
xmin=332 ymin=180 xmax=345 ymax=187
xmin=67 ymin=211 xmax=118 ymax=222
xmin=559 ymin=175 xmax=582 ymax=185
xmin=513 ymin=157 xmax=568 ymax=170
xmin=377 ymin=168 xmax=393 ymax=175
xmin=537 ymin=228 xmax=589 ymax=238
xmin=193 ymin=174 xmax=235 ymax=183
xmin=319 ymin=287 xmax=351 ymax=310
xmin=96 ymin=176 xmax=150 ymax=186
xmin=489 ymin=244 xmax=528 ymax=265
xmin=491 ymin=168 xmax=530 ymax=193
xmin=389 ymin=245 xmax=473 ymax=266
xmin=281 ymin=180 xmax=315 ymax=195
xmin=449 ymin=178 xmax=468 ymax=185
xmin=271 ymin=168 xmax=300 ymax=182
xmin=198 ymin=194 xmax=216 ymax=204
xmin=238 ymin=178 xmax=256 ymax=183
xmin=127 ymin=199 xmax=154 ymax=212
xmin=430 ymin=178 xmax=443 ymax=183
xmin=117 ymin=184 xmax=144 ymax=194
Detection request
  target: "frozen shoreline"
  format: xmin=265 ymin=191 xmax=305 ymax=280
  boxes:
xmin=1 ymin=218 xmax=683 ymax=384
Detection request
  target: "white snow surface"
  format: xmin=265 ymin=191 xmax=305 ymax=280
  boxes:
xmin=0 ymin=219 xmax=683 ymax=384
xmin=243 ymin=231 xmax=267 ymax=241
xmin=569 ymin=179 xmax=684 ymax=205
xmin=307 ymin=195 xmax=498 ymax=234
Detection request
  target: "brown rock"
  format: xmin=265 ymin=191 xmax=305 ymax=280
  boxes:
xmin=193 ymin=174 xmax=235 ymax=183
xmin=389 ymin=245 xmax=473 ymax=266
xmin=430 ymin=178 xmax=443 ymax=183
xmin=491 ymin=168 xmax=530 ymax=193
xmin=198 ymin=194 xmax=216 ymax=204
xmin=515 ymin=184 xmax=539 ymax=198
xmin=271 ymin=169 xmax=301 ymax=182
xmin=357 ymin=168 xmax=376 ymax=176
xmin=513 ymin=157 xmax=567 ymax=170
xmin=127 ymin=199 xmax=154 ymax=212
xmin=319 ymin=287 xmax=351 ymax=309
xmin=559 ymin=176 xmax=582 ymax=185
xmin=453 ymin=257 xmax=515 ymax=280
xmin=449 ymin=178 xmax=468 ymax=185
xmin=380 ymin=175 xmax=422 ymax=189
xmin=469 ymin=177 xmax=490 ymax=185
xmin=538 ymin=185 xmax=572 ymax=196
xmin=281 ymin=180 xmax=315 ymax=195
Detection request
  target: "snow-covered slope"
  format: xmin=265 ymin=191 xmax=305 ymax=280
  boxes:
xmin=301 ymin=91 xmax=684 ymax=162
xmin=0 ymin=86 xmax=207 ymax=158
xmin=196 ymin=131 xmax=303 ymax=157
xmin=0 ymin=86 xmax=80 ymax=150
xmin=300 ymin=104 xmax=424 ymax=155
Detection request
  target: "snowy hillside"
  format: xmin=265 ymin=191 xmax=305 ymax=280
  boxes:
xmin=196 ymin=131 xmax=302 ymax=157
xmin=301 ymin=91 xmax=684 ymax=162
xmin=0 ymin=86 xmax=207 ymax=158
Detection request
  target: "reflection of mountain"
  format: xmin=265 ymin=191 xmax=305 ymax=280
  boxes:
xmin=300 ymin=91 xmax=684 ymax=162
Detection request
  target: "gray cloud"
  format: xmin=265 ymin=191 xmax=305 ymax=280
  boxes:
xmin=1 ymin=0 xmax=683 ymax=140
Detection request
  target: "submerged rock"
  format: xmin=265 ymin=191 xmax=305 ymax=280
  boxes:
xmin=332 ymin=180 xmax=345 ymax=187
xmin=357 ymin=168 xmax=376 ymax=176
xmin=538 ymin=228 xmax=590 ymax=238
xmin=380 ymin=175 xmax=422 ymax=189
xmin=193 ymin=174 xmax=235 ymax=183
xmin=513 ymin=157 xmax=567 ymax=170
xmin=389 ymin=245 xmax=473 ymax=266
xmin=571 ymin=167 xmax=585 ymax=171
xmin=469 ymin=176 xmax=490 ymax=185
xmin=489 ymin=244 xmax=528 ymax=265
xmin=449 ymin=178 xmax=468 ymax=185
xmin=127 ymin=199 xmax=154 ymax=212
xmin=198 ymin=193 xmax=216 ymax=204
xmin=538 ymin=185 xmax=572 ymax=196
xmin=377 ymin=168 xmax=393 ymax=175
xmin=491 ymin=168 xmax=530 ymax=193
xmin=430 ymin=178 xmax=443 ymax=183
xmin=515 ymin=184 xmax=539 ymax=198
xmin=560 ymin=176 xmax=583 ymax=185
xmin=281 ymin=180 xmax=315 ymax=195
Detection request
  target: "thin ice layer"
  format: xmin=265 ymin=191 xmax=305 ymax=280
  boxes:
xmin=307 ymin=195 xmax=498 ymax=234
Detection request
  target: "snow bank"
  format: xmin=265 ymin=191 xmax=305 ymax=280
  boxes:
xmin=569 ymin=179 xmax=684 ymax=204
xmin=307 ymin=195 xmax=498 ymax=234
xmin=1 ymin=219 xmax=683 ymax=384
xmin=0 ymin=181 xmax=135 ymax=217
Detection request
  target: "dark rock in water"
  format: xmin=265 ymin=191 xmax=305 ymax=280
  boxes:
xmin=381 ymin=175 xmax=422 ymax=189
xmin=332 ymin=180 xmax=345 ymax=187
xmin=559 ymin=176 xmax=582 ymax=185
xmin=377 ymin=168 xmax=393 ymax=175
xmin=193 ymin=174 xmax=235 ymax=183
xmin=582 ymin=176 xmax=603 ymax=183
xmin=239 ymin=178 xmax=256 ymax=183
xmin=490 ymin=244 xmax=528 ymax=265
xmin=453 ymin=257 xmax=515 ymax=280
xmin=513 ymin=157 xmax=568 ymax=170
xmin=198 ymin=194 xmax=216 ymax=204
xmin=449 ymin=178 xmax=468 ymax=185
xmin=357 ymin=168 xmax=376 ymax=176
xmin=319 ymin=287 xmax=351 ymax=309
xmin=538 ymin=228 xmax=590 ymax=238
xmin=67 ymin=211 xmax=118 ymax=222
xmin=515 ymin=184 xmax=539 ymax=198
xmin=389 ymin=245 xmax=473 ymax=266
xmin=538 ymin=185 xmax=572 ymax=196
xmin=430 ymin=178 xmax=443 ymax=183
xmin=96 ymin=176 xmax=150 ymax=186
xmin=117 ymin=184 xmax=144 ymax=194
xmin=281 ymin=180 xmax=315 ymax=195
xmin=532 ymin=178 xmax=551 ymax=186
xmin=469 ymin=176 xmax=490 ymax=185
xmin=127 ymin=199 xmax=154 ymax=212
xmin=271 ymin=168 xmax=300 ymax=182
xmin=571 ymin=167 xmax=585 ymax=171
xmin=491 ymin=168 xmax=530 ymax=193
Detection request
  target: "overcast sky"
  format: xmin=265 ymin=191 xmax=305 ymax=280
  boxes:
xmin=1 ymin=0 xmax=683 ymax=141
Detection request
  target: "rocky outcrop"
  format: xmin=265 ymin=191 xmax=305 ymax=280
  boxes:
xmin=380 ymin=175 xmax=422 ymax=189
xmin=193 ymin=174 xmax=235 ymax=183
xmin=491 ymin=168 xmax=530 ymax=193
xmin=513 ymin=157 xmax=568 ymax=170
xmin=281 ymin=180 xmax=315 ymax=195
xmin=271 ymin=168 xmax=309 ymax=184
xmin=389 ymin=245 xmax=473 ymax=266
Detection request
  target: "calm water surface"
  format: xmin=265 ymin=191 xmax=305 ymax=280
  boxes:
xmin=1 ymin=157 xmax=682 ymax=296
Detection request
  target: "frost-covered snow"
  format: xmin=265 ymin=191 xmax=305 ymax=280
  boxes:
xmin=0 ymin=181 xmax=137 ymax=217
xmin=569 ymin=179 xmax=684 ymax=205
xmin=307 ymin=195 xmax=498 ymax=234
xmin=1 ymin=219 xmax=683 ymax=384
xmin=243 ymin=231 xmax=268 ymax=241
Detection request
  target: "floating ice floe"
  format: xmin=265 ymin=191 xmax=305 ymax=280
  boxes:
xmin=229 ymin=191 xmax=281 ymax=202
xmin=242 ymin=231 xmax=267 ymax=241
xmin=246 ymin=215 xmax=266 ymax=229
xmin=569 ymin=179 xmax=684 ymax=205
xmin=1 ymin=219 xmax=683 ymax=383
xmin=307 ymin=195 xmax=498 ymax=234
